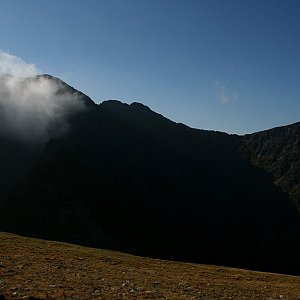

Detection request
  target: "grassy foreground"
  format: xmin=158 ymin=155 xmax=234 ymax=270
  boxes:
xmin=0 ymin=232 xmax=299 ymax=299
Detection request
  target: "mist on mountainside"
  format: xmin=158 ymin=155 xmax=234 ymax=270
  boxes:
xmin=0 ymin=52 xmax=85 ymax=143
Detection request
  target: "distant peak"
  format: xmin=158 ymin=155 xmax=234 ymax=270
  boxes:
xmin=130 ymin=102 xmax=151 ymax=112
xmin=100 ymin=100 xmax=152 ymax=113
xmin=35 ymin=74 xmax=65 ymax=84
xmin=101 ymin=100 xmax=126 ymax=106
xmin=36 ymin=74 xmax=55 ymax=79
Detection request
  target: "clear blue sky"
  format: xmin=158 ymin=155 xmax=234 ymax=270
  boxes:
xmin=0 ymin=0 xmax=299 ymax=134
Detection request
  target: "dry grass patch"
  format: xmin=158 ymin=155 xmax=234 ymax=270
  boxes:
xmin=0 ymin=232 xmax=300 ymax=299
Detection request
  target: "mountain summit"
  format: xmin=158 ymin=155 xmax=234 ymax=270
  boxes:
xmin=0 ymin=75 xmax=300 ymax=275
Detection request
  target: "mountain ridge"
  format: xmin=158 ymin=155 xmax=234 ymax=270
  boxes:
xmin=0 ymin=75 xmax=300 ymax=275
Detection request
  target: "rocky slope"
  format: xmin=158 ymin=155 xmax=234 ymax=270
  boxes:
xmin=242 ymin=122 xmax=300 ymax=210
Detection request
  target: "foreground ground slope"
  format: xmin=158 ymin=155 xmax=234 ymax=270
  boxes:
xmin=0 ymin=232 xmax=300 ymax=300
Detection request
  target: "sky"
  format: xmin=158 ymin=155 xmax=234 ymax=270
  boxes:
xmin=0 ymin=0 xmax=299 ymax=134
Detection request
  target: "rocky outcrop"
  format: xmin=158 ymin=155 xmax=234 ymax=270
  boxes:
xmin=242 ymin=122 xmax=300 ymax=209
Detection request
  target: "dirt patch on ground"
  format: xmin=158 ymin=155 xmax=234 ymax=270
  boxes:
xmin=0 ymin=232 xmax=299 ymax=299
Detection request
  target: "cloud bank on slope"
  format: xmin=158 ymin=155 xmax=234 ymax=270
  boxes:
xmin=0 ymin=52 xmax=38 ymax=77
xmin=0 ymin=52 xmax=84 ymax=143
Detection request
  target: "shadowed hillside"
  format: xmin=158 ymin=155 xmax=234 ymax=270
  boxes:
xmin=0 ymin=75 xmax=300 ymax=275
xmin=242 ymin=122 xmax=300 ymax=210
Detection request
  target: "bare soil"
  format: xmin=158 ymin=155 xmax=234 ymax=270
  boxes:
xmin=0 ymin=232 xmax=299 ymax=299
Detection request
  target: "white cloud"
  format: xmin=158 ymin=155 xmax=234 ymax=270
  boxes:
xmin=0 ymin=52 xmax=85 ymax=143
xmin=0 ymin=51 xmax=38 ymax=77
xmin=215 ymin=81 xmax=239 ymax=104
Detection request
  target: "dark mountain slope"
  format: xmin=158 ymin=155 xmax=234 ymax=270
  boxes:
xmin=35 ymin=74 xmax=96 ymax=107
xmin=0 ymin=74 xmax=95 ymax=202
xmin=242 ymin=122 xmax=300 ymax=209
xmin=0 ymin=137 xmax=42 ymax=202
xmin=0 ymin=78 xmax=300 ymax=275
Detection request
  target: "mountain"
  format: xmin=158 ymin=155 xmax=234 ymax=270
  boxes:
xmin=0 ymin=75 xmax=300 ymax=275
xmin=242 ymin=122 xmax=300 ymax=210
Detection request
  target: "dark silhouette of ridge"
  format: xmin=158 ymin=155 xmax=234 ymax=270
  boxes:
xmin=36 ymin=74 xmax=96 ymax=107
xmin=0 ymin=76 xmax=300 ymax=275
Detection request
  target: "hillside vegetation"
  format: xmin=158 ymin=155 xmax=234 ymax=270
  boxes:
xmin=0 ymin=232 xmax=300 ymax=299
